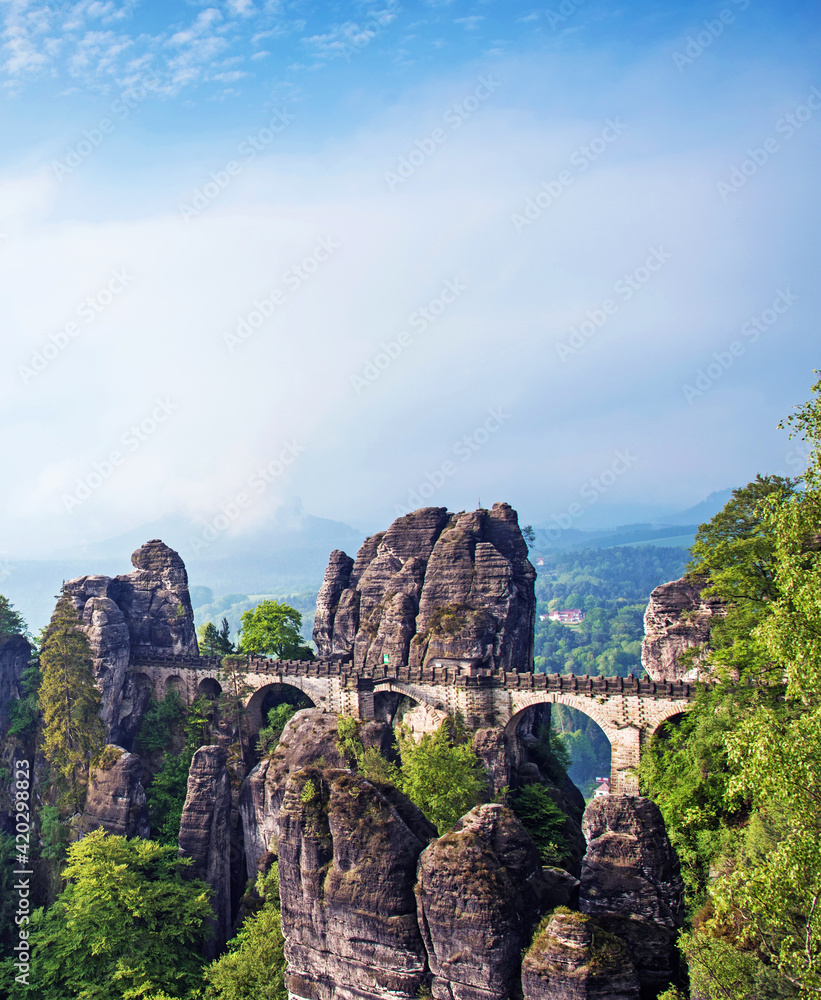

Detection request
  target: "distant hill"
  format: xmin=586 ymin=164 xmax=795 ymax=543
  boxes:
xmin=3 ymin=501 xmax=366 ymax=635
xmin=656 ymin=488 xmax=734 ymax=525
xmin=530 ymin=489 xmax=732 ymax=554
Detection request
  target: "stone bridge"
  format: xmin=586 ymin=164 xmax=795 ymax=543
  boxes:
xmin=133 ymin=655 xmax=697 ymax=796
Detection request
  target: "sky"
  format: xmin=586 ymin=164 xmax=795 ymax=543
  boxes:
xmin=1 ymin=0 xmax=819 ymax=559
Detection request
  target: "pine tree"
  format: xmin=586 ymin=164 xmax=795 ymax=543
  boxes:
xmin=39 ymin=592 xmax=105 ymax=809
xmin=0 ymin=594 xmax=28 ymax=636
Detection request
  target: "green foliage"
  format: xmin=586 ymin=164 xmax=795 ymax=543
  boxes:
xmin=702 ymin=701 xmax=821 ymax=993
xmin=534 ymin=546 xmax=689 ymax=677
xmin=332 ymin=715 xmax=481 ymax=832
xmin=358 ymin=745 xmax=401 ymax=785
xmin=396 ymin=722 xmax=485 ymax=834
xmin=535 ymin=545 xmax=690 ymax=603
xmin=198 ymin=618 xmax=235 ymax=656
xmin=528 ymin=723 xmax=571 ymax=785
xmin=7 ymin=654 xmax=41 ymax=742
xmin=335 ymin=715 xmax=363 ymax=767
xmin=755 ymin=487 xmax=821 ymax=702
xmin=38 ymin=592 xmax=105 ymax=808
xmin=237 ymin=601 xmax=314 ymax=660
xmin=681 ymin=928 xmax=800 ymax=1000
xmin=202 ymin=866 xmax=287 ymax=1000
xmin=534 ymin=602 xmax=653 ymax=677
xmin=136 ymin=691 xmax=185 ymax=755
xmin=0 ymin=594 xmax=28 ymax=636
xmin=39 ymin=803 xmax=69 ymax=866
xmin=333 ymin=715 xmax=400 ymax=784
xmin=0 ymin=829 xmax=212 ymax=1000
xmin=0 ymin=832 xmax=18 ymax=956
xmin=510 ymin=784 xmax=572 ymax=866
xmin=256 ymin=703 xmax=297 ymax=757
xmin=641 ymin=375 xmax=821 ymax=999
xmin=551 ymin=704 xmax=610 ymax=797
xmin=688 ymin=473 xmax=796 ymax=684
xmin=148 ymin=753 xmax=196 ymax=846
xmin=217 ymin=658 xmax=254 ymax=764
xmin=300 ymin=779 xmax=318 ymax=804
xmin=147 ymin=696 xmax=213 ymax=845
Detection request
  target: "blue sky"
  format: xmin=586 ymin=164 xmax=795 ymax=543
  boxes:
xmin=1 ymin=0 xmax=819 ymax=556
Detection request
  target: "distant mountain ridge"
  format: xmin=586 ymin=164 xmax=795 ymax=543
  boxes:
xmin=531 ymin=489 xmax=733 ymax=553
xmin=2 ymin=491 xmax=732 ymax=633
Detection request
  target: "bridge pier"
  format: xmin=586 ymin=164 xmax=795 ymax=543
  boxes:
xmin=607 ymin=725 xmax=642 ymax=796
xmin=344 ymin=677 xmax=375 ymax=721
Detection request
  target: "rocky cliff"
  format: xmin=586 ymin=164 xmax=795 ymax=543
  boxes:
xmin=580 ymin=796 xmax=684 ymax=996
xmin=178 ymin=745 xmax=233 ymax=958
xmin=641 ymin=575 xmax=723 ymax=681
xmin=271 ymin=766 xmax=684 ymax=1000
xmin=60 ymin=539 xmax=198 ymax=743
xmin=416 ymin=803 xmax=546 ymax=1000
xmin=314 ymin=504 xmax=536 ymax=672
xmin=521 ymin=910 xmax=640 ymax=1000
xmin=239 ymin=709 xmax=398 ymax=876
xmin=277 ymin=765 xmax=436 ymax=1000
xmin=79 ymin=746 xmax=150 ymax=839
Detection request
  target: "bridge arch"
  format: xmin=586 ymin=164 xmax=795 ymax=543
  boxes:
xmin=504 ymin=693 xmax=614 ymax=790
xmin=373 ymin=682 xmax=449 ymax=738
xmin=164 ymin=674 xmax=185 ymax=698
xmin=198 ymin=677 xmax=222 ymax=700
xmin=505 ymin=692 xmax=615 ymax=738
xmin=647 ymin=702 xmax=688 ymax=735
xmin=244 ymin=681 xmax=316 ymax=734
xmin=504 ymin=691 xmax=654 ymax=797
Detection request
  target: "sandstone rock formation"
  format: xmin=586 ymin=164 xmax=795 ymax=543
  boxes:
xmin=0 ymin=633 xmax=31 ymax=732
xmin=80 ymin=746 xmax=150 ymax=839
xmin=521 ymin=910 xmax=640 ymax=1000
xmin=60 ymin=539 xmax=197 ymax=742
xmin=239 ymin=708 xmax=398 ymax=876
xmin=580 ymin=796 xmax=685 ymax=996
xmin=314 ymin=504 xmax=536 ymax=672
xmin=415 ymin=803 xmax=546 ymax=1000
xmin=178 ymin=745 xmax=232 ymax=957
xmin=277 ymin=765 xmax=436 ymax=1000
xmin=642 ymin=575 xmax=723 ymax=681
xmin=471 ymin=706 xmax=586 ymax=873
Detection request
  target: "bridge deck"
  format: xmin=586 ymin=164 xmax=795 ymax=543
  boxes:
xmin=132 ymin=652 xmax=698 ymax=700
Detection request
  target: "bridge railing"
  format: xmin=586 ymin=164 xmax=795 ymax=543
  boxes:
xmin=130 ymin=653 xmax=697 ymax=699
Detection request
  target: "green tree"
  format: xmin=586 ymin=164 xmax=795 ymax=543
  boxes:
xmin=202 ymin=865 xmax=287 ymax=1000
xmin=703 ymin=706 xmax=821 ymax=997
xmin=256 ymin=703 xmax=298 ymax=758
xmin=199 ymin=618 xmax=235 ymax=656
xmin=147 ymin=695 xmax=213 ymax=845
xmin=38 ymin=593 xmax=105 ymax=808
xmin=0 ymin=829 xmax=213 ymax=1000
xmin=237 ymin=601 xmax=314 ymax=660
xmin=7 ymin=652 xmax=41 ymax=743
xmin=0 ymin=594 xmax=28 ymax=636
xmin=510 ymin=784 xmax=572 ymax=866
xmin=136 ymin=690 xmax=185 ymax=756
xmin=641 ymin=374 xmax=821 ymax=999
xmin=396 ymin=721 xmax=485 ymax=834
xmin=217 ymin=656 xmax=258 ymax=764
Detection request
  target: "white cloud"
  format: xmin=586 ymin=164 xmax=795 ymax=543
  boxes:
xmin=0 ymin=42 xmax=817 ymax=554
